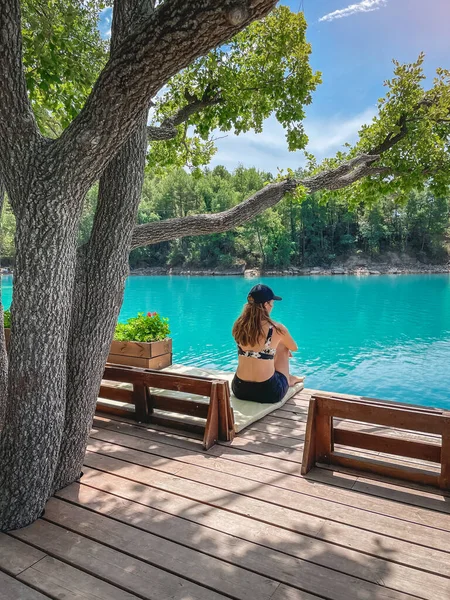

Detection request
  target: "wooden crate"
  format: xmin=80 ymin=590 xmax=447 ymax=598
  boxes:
xmin=107 ymin=338 xmax=172 ymax=369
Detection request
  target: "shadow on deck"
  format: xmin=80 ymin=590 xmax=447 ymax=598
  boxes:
xmin=1 ymin=388 xmax=450 ymax=600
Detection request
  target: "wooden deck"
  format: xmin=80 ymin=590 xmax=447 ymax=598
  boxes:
xmin=1 ymin=388 xmax=450 ymax=600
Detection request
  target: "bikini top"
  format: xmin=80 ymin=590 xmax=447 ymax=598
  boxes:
xmin=237 ymin=327 xmax=276 ymax=360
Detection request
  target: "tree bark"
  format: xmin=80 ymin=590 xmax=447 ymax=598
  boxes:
xmin=0 ymin=175 xmax=84 ymax=530
xmin=0 ymin=179 xmax=8 ymax=427
xmin=53 ymin=115 xmax=148 ymax=491
xmin=52 ymin=0 xmax=151 ymax=492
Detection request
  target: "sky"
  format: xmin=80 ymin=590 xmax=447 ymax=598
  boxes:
xmin=99 ymin=0 xmax=450 ymax=173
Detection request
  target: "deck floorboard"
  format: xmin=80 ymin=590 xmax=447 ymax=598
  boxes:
xmin=4 ymin=388 xmax=450 ymax=600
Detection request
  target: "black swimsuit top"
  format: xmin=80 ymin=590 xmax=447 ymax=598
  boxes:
xmin=237 ymin=327 xmax=276 ymax=360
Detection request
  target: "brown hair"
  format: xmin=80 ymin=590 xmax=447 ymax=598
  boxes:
xmin=232 ymin=296 xmax=283 ymax=348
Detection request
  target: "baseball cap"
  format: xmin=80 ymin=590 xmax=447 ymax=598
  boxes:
xmin=248 ymin=284 xmax=282 ymax=304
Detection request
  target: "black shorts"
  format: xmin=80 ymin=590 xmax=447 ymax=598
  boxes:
xmin=232 ymin=371 xmax=289 ymax=404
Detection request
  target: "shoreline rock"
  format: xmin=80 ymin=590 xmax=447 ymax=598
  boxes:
xmin=130 ymin=264 xmax=450 ymax=277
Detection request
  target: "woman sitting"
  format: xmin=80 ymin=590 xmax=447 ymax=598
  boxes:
xmin=232 ymin=284 xmax=304 ymax=404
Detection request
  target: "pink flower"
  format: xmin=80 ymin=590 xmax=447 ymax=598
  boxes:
xmin=147 ymin=312 xmax=152 ymax=317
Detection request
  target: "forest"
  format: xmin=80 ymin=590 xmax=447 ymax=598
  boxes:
xmin=2 ymin=165 xmax=448 ymax=270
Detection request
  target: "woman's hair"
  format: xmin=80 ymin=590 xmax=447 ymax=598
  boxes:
xmin=232 ymin=296 xmax=283 ymax=348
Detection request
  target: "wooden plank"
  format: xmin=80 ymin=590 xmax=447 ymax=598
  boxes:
xmin=0 ymin=571 xmax=50 ymax=600
xmin=269 ymin=586 xmax=324 ymax=600
xmin=93 ymin=414 xmax=306 ymax=474
xmin=150 ymin=394 xmax=209 ymax=419
xmin=98 ymin=385 xmax=133 ymax=403
xmin=96 ymin=403 xmax=133 ymax=419
xmin=301 ymin=398 xmax=316 ymax=476
xmin=19 ymin=556 xmax=138 ymax=600
xmin=247 ymin=419 xmax=307 ymax=438
xmin=359 ymin=395 xmax=443 ymax=412
xmin=43 ymin=499 xmax=279 ymax=600
xmin=55 ymin=484 xmax=444 ymax=600
xmin=110 ymin=339 xmax=172 ymax=359
xmin=240 ymin=427 xmax=304 ymax=449
xmin=84 ymin=441 xmax=450 ymax=555
xmin=107 ymin=353 xmax=172 ymax=369
xmin=316 ymin=397 xmax=446 ymax=435
xmin=203 ymin=381 xmax=219 ymax=450
xmin=217 ymin=382 xmax=233 ymax=442
xmin=149 ymin=414 xmax=205 ymax=436
xmin=93 ymin=413 xmax=449 ymax=504
xmin=328 ymin=452 xmax=441 ymax=488
xmin=103 ymin=365 xmax=214 ymax=395
xmin=73 ymin=467 xmax=450 ymax=596
xmin=0 ymin=533 xmax=46 ymax=576
xmin=333 ymin=429 xmax=442 ymax=463
xmin=11 ymin=520 xmax=228 ymax=600
xmin=351 ymin=476 xmax=450 ymax=511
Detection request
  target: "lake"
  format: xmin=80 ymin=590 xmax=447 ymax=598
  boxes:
xmin=2 ymin=273 xmax=450 ymax=409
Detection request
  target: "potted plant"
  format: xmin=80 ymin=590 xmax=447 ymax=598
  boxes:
xmin=108 ymin=311 xmax=172 ymax=369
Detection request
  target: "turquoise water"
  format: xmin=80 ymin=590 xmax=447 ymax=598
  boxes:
xmin=2 ymin=274 xmax=450 ymax=409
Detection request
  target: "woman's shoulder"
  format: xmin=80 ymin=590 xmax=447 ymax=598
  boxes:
xmin=272 ymin=321 xmax=288 ymax=335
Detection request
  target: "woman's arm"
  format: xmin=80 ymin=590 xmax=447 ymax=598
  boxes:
xmin=277 ymin=324 xmax=298 ymax=352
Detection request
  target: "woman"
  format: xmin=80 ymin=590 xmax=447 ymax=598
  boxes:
xmin=232 ymin=284 xmax=304 ymax=403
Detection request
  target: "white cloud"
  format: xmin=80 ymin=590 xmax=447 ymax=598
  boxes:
xmin=305 ymin=106 xmax=376 ymax=153
xmin=319 ymin=0 xmax=387 ymax=23
xmin=209 ymin=107 xmax=376 ymax=173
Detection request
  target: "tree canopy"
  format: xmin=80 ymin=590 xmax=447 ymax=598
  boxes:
xmin=21 ymin=0 xmax=108 ymax=135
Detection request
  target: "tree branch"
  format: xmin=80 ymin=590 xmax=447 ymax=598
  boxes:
xmin=130 ymin=152 xmax=400 ymax=249
xmin=148 ymin=94 xmax=222 ymax=141
xmin=50 ymin=0 xmax=277 ymax=189
xmin=371 ymin=114 xmax=409 ymax=155
xmin=370 ymin=95 xmax=450 ymax=156
xmin=131 ymin=178 xmax=297 ymax=248
xmin=0 ymin=0 xmax=40 ymax=189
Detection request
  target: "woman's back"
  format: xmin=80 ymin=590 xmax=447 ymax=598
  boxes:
xmin=236 ymin=323 xmax=284 ymax=382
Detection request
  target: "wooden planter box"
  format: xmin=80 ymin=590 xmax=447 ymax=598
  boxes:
xmin=3 ymin=328 xmax=172 ymax=370
xmin=107 ymin=338 xmax=172 ymax=370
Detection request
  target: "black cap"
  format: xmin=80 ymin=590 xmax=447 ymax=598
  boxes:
xmin=248 ymin=284 xmax=282 ymax=304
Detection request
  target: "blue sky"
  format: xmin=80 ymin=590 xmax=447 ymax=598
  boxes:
xmin=99 ymin=1 xmax=449 ymax=173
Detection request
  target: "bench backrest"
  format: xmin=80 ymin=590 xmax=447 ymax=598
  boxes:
xmin=98 ymin=364 xmax=234 ymax=449
xmin=301 ymin=394 xmax=450 ymax=490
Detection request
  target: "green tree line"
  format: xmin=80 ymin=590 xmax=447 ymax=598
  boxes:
xmin=1 ymin=165 xmax=449 ymax=269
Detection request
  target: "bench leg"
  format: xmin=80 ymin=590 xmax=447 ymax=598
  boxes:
xmin=133 ymin=383 xmax=150 ymax=423
xmin=440 ymin=429 xmax=450 ymax=490
xmin=203 ymin=382 xmax=219 ymax=450
xmin=301 ymin=398 xmax=317 ymax=476
xmin=316 ymin=411 xmax=333 ymax=464
xmin=217 ymin=382 xmax=235 ymax=442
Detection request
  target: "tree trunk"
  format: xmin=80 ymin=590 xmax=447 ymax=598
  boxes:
xmin=0 ymin=180 xmax=8 ymax=426
xmin=52 ymin=0 xmax=151 ymax=492
xmin=0 ymin=180 xmax=83 ymax=530
xmin=53 ymin=113 xmax=148 ymax=491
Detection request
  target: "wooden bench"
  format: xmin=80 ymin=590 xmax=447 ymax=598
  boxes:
xmin=97 ymin=364 xmax=235 ymax=450
xmin=301 ymin=394 xmax=450 ymax=490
